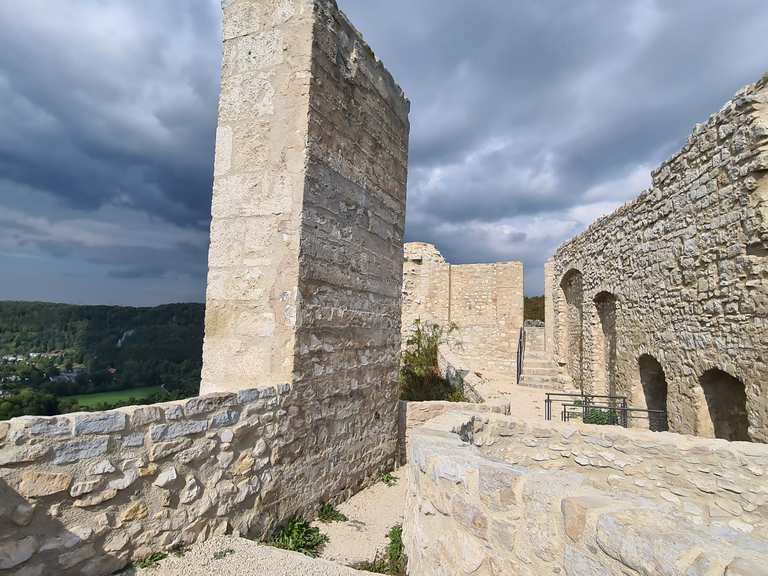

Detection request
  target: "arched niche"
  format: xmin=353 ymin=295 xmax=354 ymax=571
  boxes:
xmin=699 ymin=369 xmax=749 ymax=441
xmin=638 ymin=354 xmax=669 ymax=432
xmin=593 ymin=292 xmax=617 ymax=397
xmin=559 ymin=269 xmax=584 ymax=392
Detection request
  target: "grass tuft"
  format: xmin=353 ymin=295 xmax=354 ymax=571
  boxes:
xmin=213 ymin=548 xmax=236 ymax=561
xmin=267 ymin=518 xmax=329 ymax=558
xmin=318 ymin=503 xmax=348 ymax=523
xmin=133 ymin=552 xmax=168 ymax=569
xmin=380 ymin=472 xmax=399 ymax=487
xmin=353 ymin=525 xmax=407 ymax=576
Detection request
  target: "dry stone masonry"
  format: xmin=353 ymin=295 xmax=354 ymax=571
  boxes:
xmin=546 ymin=75 xmax=768 ymax=443
xmin=406 ymin=412 xmax=768 ymax=576
xmin=402 ymin=243 xmax=524 ymax=383
xmin=0 ymin=0 xmax=409 ymax=574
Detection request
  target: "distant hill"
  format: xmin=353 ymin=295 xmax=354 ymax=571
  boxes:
xmin=524 ymin=296 xmax=545 ymax=322
xmin=0 ymin=301 xmax=204 ymax=418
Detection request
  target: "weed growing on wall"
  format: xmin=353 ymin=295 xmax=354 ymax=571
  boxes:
xmin=400 ymin=319 xmax=466 ymax=402
xmin=267 ymin=519 xmax=329 ymax=558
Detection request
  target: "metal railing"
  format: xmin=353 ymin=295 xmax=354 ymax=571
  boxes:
xmin=545 ymin=392 xmax=668 ymax=431
xmin=516 ymin=328 xmax=526 ymax=385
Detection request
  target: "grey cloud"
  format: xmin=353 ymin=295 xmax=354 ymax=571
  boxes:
xmin=0 ymin=0 xmax=766 ymax=303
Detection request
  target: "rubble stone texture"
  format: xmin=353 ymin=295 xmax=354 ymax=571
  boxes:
xmin=546 ymin=75 xmax=768 ymax=443
xmin=405 ymin=412 xmax=768 ymax=576
xmin=401 ymin=242 xmax=524 ymax=382
xmin=0 ymin=1 xmax=409 ymax=574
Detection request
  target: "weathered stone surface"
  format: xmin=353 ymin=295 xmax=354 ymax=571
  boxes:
xmin=87 ymin=459 xmax=115 ymax=475
xmin=0 ymin=2 xmax=408 ymax=575
xmin=149 ymin=438 xmax=192 ymax=462
xmin=0 ymin=536 xmax=38 ymax=569
xmin=73 ymin=411 xmax=126 ymax=435
xmin=0 ymin=444 xmax=49 ymax=465
xmin=70 ymin=479 xmax=100 ymax=498
xmin=150 ymin=421 xmax=208 ymax=442
xmin=73 ymin=489 xmax=118 ymax=508
xmin=18 ymin=471 xmax=72 ymax=498
xmin=547 ymin=75 xmax=768 ymax=443
xmin=406 ymin=411 xmax=768 ymax=576
xmin=402 ymin=243 xmax=524 ymax=386
xmin=120 ymin=501 xmax=149 ymax=523
xmin=54 ymin=437 xmax=109 ymax=464
xmin=153 ymin=466 xmax=178 ymax=488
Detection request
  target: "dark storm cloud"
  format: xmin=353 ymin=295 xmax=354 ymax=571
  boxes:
xmin=0 ymin=0 xmax=766 ymax=303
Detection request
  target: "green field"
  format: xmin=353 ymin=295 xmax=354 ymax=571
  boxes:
xmin=65 ymin=386 xmax=163 ymax=408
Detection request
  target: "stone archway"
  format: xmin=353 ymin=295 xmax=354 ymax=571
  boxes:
xmin=699 ymin=369 xmax=749 ymax=441
xmin=560 ymin=270 xmax=584 ymax=392
xmin=638 ymin=354 xmax=668 ymax=432
xmin=594 ymin=292 xmax=617 ymax=397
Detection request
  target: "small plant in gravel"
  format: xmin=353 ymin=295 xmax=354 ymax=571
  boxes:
xmin=380 ymin=472 xmax=399 ymax=487
xmin=318 ymin=503 xmax=348 ymax=523
xmin=354 ymin=525 xmax=407 ymax=575
xmin=213 ymin=548 xmax=236 ymax=561
xmin=268 ymin=518 xmax=329 ymax=558
xmin=133 ymin=552 xmax=168 ymax=569
xmin=170 ymin=545 xmax=191 ymax=558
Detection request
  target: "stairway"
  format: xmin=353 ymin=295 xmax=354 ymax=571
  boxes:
xmin=518 ymin=326 xmax=562 ymax=389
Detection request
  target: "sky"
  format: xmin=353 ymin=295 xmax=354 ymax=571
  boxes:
xmin=0 ymin=1 xmax=766 ymax=305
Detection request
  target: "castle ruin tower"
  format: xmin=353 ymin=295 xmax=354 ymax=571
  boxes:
xmin=201 ymin=0 xmax=410 ymax=401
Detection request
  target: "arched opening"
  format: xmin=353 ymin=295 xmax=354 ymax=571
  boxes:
xmin=638 ymin=354 xmax=668 ymax=432
xmin=594 ymin=292 xmax=617 ymax=397
xmin=560 ymin=270 xmax=584 ymax=392
xmin=699 ymin=369 xmax=749 ymax=441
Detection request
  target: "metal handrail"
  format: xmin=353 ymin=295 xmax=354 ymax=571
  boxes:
xmin=516 ymin=327 xmax=525 ymax=385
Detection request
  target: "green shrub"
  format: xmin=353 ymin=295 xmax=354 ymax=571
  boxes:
xmin=318 ymin=503 xmax=348 ymax=523
xmin=583 ymin=408 xmax=619 ymax=426
xmin=267 ymin=519 xmax=329 ymax=558
xmin=400 ymin=319 xmax=464 ymax=402
xmin=354 ymin=525 xmax=407 ymax=575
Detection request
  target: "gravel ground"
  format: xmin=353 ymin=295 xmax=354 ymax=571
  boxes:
xmin=314 ymin=465 xmax=408 ymax=567
xmin=120 ymin=535 xmax=373 ymax=576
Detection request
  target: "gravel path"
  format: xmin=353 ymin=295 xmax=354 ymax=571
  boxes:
xmin=121 ymin=535 xmax=373 ymax=576
xmin=315 ymin=466 xmax=408 ymax=567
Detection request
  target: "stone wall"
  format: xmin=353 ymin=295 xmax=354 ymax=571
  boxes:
xmin=0 ymin=1 xmax=410 ymax=574
xmin=0 ymin=387 xmax=354 ymax=575
xmin=405 ymin=411 xmax=768 ymax=576
xmin=402 ymin=242 xmax=524 ymax=381
xmin=547 ymin=75 xmax=768 ymax=443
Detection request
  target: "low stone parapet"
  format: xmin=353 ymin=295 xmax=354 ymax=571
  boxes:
xmin=0 ymin=384 xmax=396 ymax=575
xmin=405 ymin=411 xmax=768 ymax=575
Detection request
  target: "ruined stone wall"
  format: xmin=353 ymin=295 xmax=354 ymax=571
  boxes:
xmin=405 ymin=412 xmax=768 ymax=576
xmin=203 ymin=0 xmax=410 ymax=535
xmin=402 ymin=243 xmax=524 ymax=380
xmin=0 ymin=1 xmax=410 ymax=574
xmin=548 ymin=75 xmax=768 ymax=442
xmin=0 ymin=387 xmax=328 ymax=575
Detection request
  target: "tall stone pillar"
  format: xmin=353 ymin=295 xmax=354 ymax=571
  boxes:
xmin=201 ymin=0 xmax=410 ymax=408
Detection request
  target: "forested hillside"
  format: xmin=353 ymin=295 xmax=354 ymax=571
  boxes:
xmin=0 ymin=301 xmax=204 ymax=419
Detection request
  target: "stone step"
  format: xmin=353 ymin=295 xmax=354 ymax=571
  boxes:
xmin=522 ymin=360 xmax=555 ymax=369
xmin=521 ymin=367 xmax=559 ymax=377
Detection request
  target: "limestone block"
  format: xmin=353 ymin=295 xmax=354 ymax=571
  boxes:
xmin=18 ymin=471 xmax=72 ymax=498
xmin=54 ymin=437 xmax=109 ymax=464
xmin=73 ymin=411 xmax=126 ymax=435
xmin=0 ymin=536 xmax=38 ymax=570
